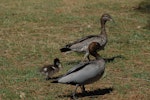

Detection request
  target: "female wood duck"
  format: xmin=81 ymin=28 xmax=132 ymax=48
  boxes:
xmin=60 ymin=13 xmax=113 ymax=61
xmin=53 ymin=42 xmax=105 ymax=99
xmin=40 ymin=58 xmax=62 ymax=80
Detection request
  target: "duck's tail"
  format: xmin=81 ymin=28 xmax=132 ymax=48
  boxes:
xmin=51 ymin=80 xmax=58 ymax=83
xmin=60 ymin=47 xmax=71 ymax=52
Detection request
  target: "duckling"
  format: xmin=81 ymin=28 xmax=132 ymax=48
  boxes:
xmin=40 ymin=58 xmax=62 ymax=80
xmin=52 ymin=42 xmax=105 ymax=99
xmin=60 ymin=13 xmax=113 ymax=61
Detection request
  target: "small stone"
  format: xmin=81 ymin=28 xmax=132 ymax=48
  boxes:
xmin=137 ymin=26 xmax=141 ymax=29
xmin=20 ymin=92 xmax=25 ymax=99
xmin=87 ymin=25 xmax=91 ymax=28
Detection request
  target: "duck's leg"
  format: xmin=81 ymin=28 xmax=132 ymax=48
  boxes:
xmin=80 ymin=85 xmax=86 ymax=94
xmin=87 ymin=55 xmax=90 ymax=61
xmin=83 ymin=52 xmax=90 ymax=61
xmin=72 ymin=84 xmax=79 ymax=100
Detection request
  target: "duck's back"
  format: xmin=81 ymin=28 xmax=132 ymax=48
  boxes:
xmin=69 ymin=35 xmax=107 ymax=52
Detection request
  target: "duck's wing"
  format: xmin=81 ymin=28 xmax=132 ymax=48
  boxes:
xmin=57 ymin=61 xmax=95 ymax=80
xmin=60 ymin=35 xmax=102 ymax=52
xmin=65 ymin=62 xmax=90 ymax=76
xmin=52 ymin=62 xmax=89 ymax=82
xmin=66 ymin=35 xmax=99 ymax=47
xmin=56 ymin=60 xmax=104 ymax=85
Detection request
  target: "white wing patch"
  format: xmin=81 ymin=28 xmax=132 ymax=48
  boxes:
xmin=44 ymin=68 xmax=47 ymax=71
xmin=81 ymin=46 xmax=88 ymax=51
xmin=52 ymin=67 xmax=56 ymax=70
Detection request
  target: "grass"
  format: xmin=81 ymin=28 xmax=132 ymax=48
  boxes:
xmin=0 ymin=0 xmax=150 ymax=100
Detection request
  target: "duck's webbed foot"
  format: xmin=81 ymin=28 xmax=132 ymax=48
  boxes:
xmin=71 ymin=84 xmax=79 ymax=100
xmin=80 ymin=85 xmax=88 ymax=96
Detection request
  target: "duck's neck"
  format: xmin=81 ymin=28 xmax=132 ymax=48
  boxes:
xmin=100 ymin=20 xmax=107 ymax=36
xmin=95 ymin=54 xmax=102 ymax=60
xmin=91 ymin=51 xmax=102 ymax=60
xmin=54 ymin=65 xmax=57 ymax=68
xmin=54 ymin=62 xmax=58 ymax=68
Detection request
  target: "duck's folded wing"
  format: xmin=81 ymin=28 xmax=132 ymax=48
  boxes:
xmin=54 ymin=62 xmax=89 ymax=81
xmin=57 ymin=61 xmax=103 ymax=84
xmin=56 ymin=60 xmax=96 ymax=81
xmin=66 ymin=62 xmax=90 ymax=75
xmin=66 ymin=35 xmax=99 ymax=47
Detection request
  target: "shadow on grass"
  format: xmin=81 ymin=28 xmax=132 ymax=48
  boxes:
xmin=135 ymin=0 xmax=150 ymax=13
xmin=103 ymin=55 xmax=125 ymax=63
xmin=46 ymin=75 xmax=63 ymax=80
xmin=65 ymin=60 xmax=81 ymax=65
xmin=65 ymin=55 xmax=125 ymax=64
xmin=58 ymin=87 xmax=113 ymax=99
xmin=134 ymin=0 xmax=150 ymax=29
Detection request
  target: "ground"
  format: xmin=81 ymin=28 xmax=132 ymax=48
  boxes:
xmin=0 ymin=0 xmax=150 ymax=100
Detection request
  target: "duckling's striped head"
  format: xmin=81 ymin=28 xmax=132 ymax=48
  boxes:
xmin=54 ymin=58 xmax=61 ymax=68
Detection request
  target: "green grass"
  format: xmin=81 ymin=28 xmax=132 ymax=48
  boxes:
xmin=0 ymin=0 xmax=150 ymax=100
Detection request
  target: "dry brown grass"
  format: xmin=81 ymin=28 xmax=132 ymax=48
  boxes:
xmin=0 ymin=0 xmax=150 ymax=100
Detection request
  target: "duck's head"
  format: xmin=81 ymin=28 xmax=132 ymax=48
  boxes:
xmin=101 ymin=13 xmax=113 ymax=24
xmin=89 ymin=42 xmax=100 ymax=53
xmin=54 ymin=58 xmax=62 ymax=68
xmin=88 ymin=42 xmax=101 ymax=60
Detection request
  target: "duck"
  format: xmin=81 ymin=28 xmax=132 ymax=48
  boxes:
xmin=40 ymin=58 xmax=62 ymax=80
xmin=52 ymin=42 xmax=105 ymax=99
xmin=60 ymin=13 xmax=113 ymax=61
